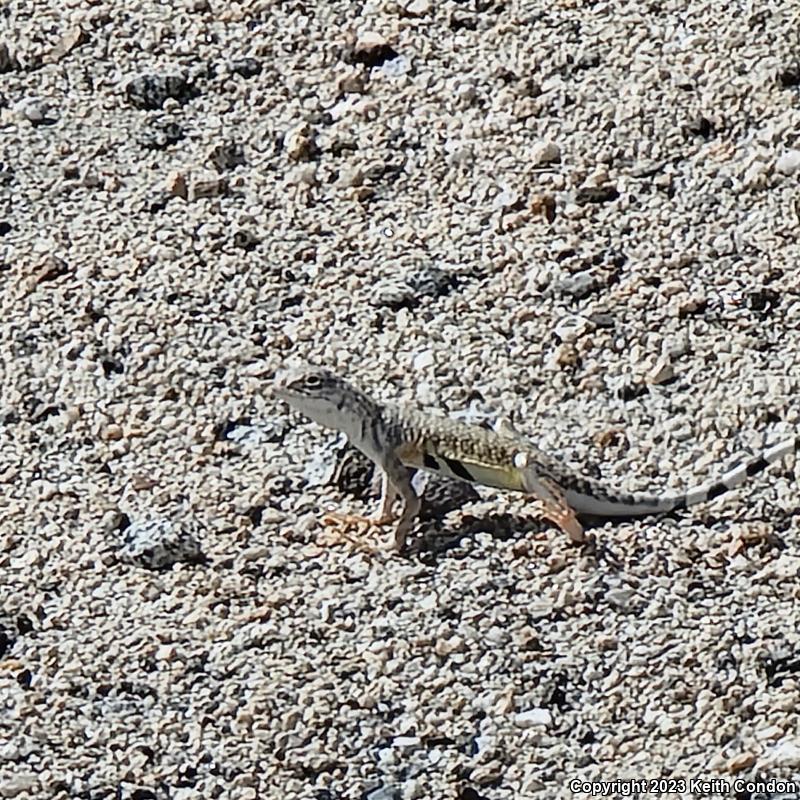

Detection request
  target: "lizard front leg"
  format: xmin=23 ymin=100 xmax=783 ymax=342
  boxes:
xmin=382 ymin=460 xmax=420 ymax=552
xmin=322 ymin=471 xmax=398 ymax=529
xmin=321 ymin=464 xmax=420 ymax=552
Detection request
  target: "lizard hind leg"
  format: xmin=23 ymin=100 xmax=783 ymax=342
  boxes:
xmin=502 ymin=427 xmax=585 ymax=544
xmin=532 ymin=477 xmax=585 ymax=544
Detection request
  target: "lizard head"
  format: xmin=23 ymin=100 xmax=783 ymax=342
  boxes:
xmin=273 ymin=365 xmax=357 ymax=430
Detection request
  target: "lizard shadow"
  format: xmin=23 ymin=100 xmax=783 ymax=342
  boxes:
xmin=411 ymin=510 xmax=636 ymax=566
xmin=411 ymin=511 xmax=596 ymax=559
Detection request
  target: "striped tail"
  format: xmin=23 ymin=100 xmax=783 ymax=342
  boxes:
xmin=559 ymin=436 xmax=799 ymax=518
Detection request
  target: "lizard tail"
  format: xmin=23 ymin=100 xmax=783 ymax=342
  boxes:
xmin=559 ymin=435 xmax=799 ymax=518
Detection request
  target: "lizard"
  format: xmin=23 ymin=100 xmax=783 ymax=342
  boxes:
xmin=272 ymin=365 xmax=799 ymax=551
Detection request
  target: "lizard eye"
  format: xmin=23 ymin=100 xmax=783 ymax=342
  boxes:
xmin=302 ymin=374 xmax=323 ymax=391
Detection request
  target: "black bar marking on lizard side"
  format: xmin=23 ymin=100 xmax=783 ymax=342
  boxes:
xmin=706 ymin=482 xmax=727 ymax=500
xmin=423 ymin=453 xmax=440 ymax=471
xmin=745 ymin=457 xmax=769 ymax=477
xmin=443 ymin=457 xmax=475 ymax=482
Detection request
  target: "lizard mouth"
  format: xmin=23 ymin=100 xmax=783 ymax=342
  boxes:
xmin=271 ymin=371 xmax=291 ymax=399
xmin=272 ymin=385 xmax=292 ymax=402
xmin=271 ymin=380 xmax=305 ymax=407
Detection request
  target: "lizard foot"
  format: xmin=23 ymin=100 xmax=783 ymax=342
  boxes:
xmin=535 ymin=498 xmax=585 ymax=544
xmin=533 ymin=477 xmax=586 ymax=544
xmin=319 ymin=510 xmax=394 ymax=554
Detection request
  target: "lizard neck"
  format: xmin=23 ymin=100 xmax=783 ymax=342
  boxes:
xmin=331 ymin=385 xmax=383 ymax=444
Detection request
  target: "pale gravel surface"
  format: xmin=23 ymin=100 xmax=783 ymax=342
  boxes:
xmin=2 ymin=0 xmax=800 ymax=798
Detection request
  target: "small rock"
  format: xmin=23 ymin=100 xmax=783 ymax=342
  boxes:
xmin=125 ymin=73 xmax=197 ymax=110
xmin=412 ymin=349 xmax=434 ymax=370
xmin=139 ymin=120 xmax=184 ymax=150
xmin=741 ymin=160 xmax=767 ymax=189
xmin=189 ymin=174 xmax=228 ymax=200
xmin=765 ymin=738 xmax=800 ymax=767
xmin=418 ymin=592 xmax=437 ymax=610
xmin=230 ymin=57 xmax=262 ymax=78
xmin=554 ymin=342 xmax=580 ymax=368
xmin=285 ymin=122 xmax=317 ymax=162
xmin=14 ymin=97 xmax=56 ymax=125
xmin=117 ymin=517 xmax=206 ymax=570
xmin=454 ymin=82 xmax=477 ymax=108
xmin=646 ymin=358 xmax=675 ymax=385
xmin=357 ymin=31 xmax=387 ymax=51
xmin=553 ymin=314 xmax=591 ymax=343
xmin=335 ymin=166 xmax=363 ymax=188
xmin=677 ymin=293 xmax=707 ymax=317
xmin=755 ymin=725 xmax=784 ymax=741
xmin=558 ymin=270 xmax=598 ymax=299
xmin=660 ymin=279 xmax=686 ymax=297
xmin=155 ymin=644 xmax=176 ymax=661
xmin=575 ymin=184 xmax=620 ymax=204
xmin=100 ymin=423 xmax=124 ymax=441
xmin=493 ymin=185 xmax=521 ymax=210
xmin=81 ymin=169 xmax=103 ymax=189
xmin=209 ymin=141 xmax=245 ymax=172
xmin=370 ymin=263 xmax=458 ymax=310
xmin=365 ymin=786 xmax=396 ymax=800
xmin=378 ymin=55 xmax=411 ymax=78
xmin=131 ymin=474 xmax=158 ymax=490
xmin=530 ymin=193 xmax=556 ymax=222
xmin=596 ymin=634 xmax=618 ymax=652
xmin=347 ymin=185 xmax=375 ymax=202
xmin=727 ymin=751 xmax=756 ymax=773
xmin=530 ymin=140 xmax=561 ymax=165
xmin=403 ymin=0 xmax=431 ymax=16
xmin=606 ymin=588 xmax=636 ymax=609
xmin=434 ymin=634 xmax=465 ymax=657
xmin=593 ymin=428 xmax=624 ymax=448
xmin=0 ymin=774 xmax=39 ymax=798
xmin=173 ymin=789 xmax=200 ymax=800
xmin=470 ymin=761 xmax=504 ymax=785
xmin=0 ymin=42 xmax=19 ymax=73
xmin=286 ymin=164 xmax=319 ymax=187
xmin=514 ymin=626 xmax=541 ymax=651
xmin=32 ymin=255 xmax=70 ymax=283
xmin=515 ymin=708 xmax=552 ymax=728
xmin=45 ymin=27 xmax=89 ymax=64
xmin=775 ymin=149 xmax=800 ymax=176
xmin=584 ymin=167 xmax=609 ymax=187
xmin=349 ymin=32 xmax=398 ymax=68
xmin=240 ymin=544 xmax=271 ymax=563
xmin=165 ymin=171 xmax=188 ymax=200
xmin=778 ymin=63 xmax=800 ymax=87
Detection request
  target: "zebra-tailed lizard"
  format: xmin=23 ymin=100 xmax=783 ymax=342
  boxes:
xmin=273 ymin=365 xmax=798 ymax=551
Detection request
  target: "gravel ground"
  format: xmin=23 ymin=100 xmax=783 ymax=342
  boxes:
xmin=2 ymin=0 xmax=800 ymax=798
